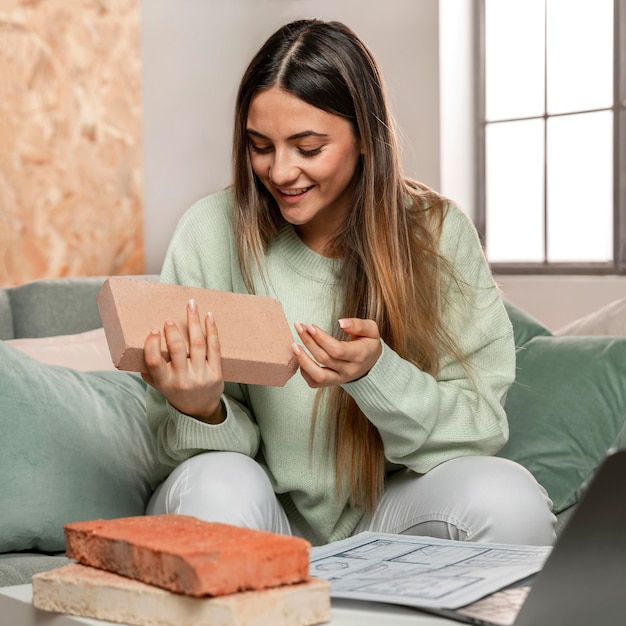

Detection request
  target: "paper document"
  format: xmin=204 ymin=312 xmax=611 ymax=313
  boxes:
xmin=309 ymin=532 xmax=551 ymax=610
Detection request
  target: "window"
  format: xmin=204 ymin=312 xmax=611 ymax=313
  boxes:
xmin=476 ymin=0 xmax=626 ymax=273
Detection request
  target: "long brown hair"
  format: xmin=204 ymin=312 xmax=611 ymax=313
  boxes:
xmin=232 ymin=19 xmax=461 ymax=511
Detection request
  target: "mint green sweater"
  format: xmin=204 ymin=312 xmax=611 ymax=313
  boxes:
xmin=146 ymin=188 xmax=515 ymax=546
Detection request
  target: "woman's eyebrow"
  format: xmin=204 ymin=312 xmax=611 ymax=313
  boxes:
xmin=246 ymin=129 xmax=329 ymax=141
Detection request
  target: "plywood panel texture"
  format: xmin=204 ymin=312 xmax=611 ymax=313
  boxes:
xmin=0 ymin=0 xmax=143 ymax=287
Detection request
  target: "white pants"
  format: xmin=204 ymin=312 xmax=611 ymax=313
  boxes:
xmin=146 ymin=451 xmax=557 ymax=545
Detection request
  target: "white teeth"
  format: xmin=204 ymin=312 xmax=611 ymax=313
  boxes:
xmin=280 ymin=187 xmax=310 ymax=196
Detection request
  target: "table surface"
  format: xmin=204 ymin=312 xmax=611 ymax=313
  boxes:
xmin=0 ymin=583 xmax=459 ymax=626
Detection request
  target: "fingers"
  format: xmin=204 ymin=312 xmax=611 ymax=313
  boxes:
xmin=144 ymin=327 xmax=166 ymax=374
xmin=187 ymin=298 xmax=207 ymax=365
xmin=164 ymin=319 xmax=190 ymax=370
xmin=146 ymin=300 xmax=222 ymax=376
xmin=338 ymin=318 xmax=380 ymax=341
xmin=293 ymin=319 xmax=382 ymax=387
xmin=142 ymin=301 xmax=225 ymax=415
xmin=295 ymin=323 xmax=347 ymax=366
xmin=204 ymin=311 xmax=223 ymax=379
xmin=291 ymin=341 xmax=341 ymax=388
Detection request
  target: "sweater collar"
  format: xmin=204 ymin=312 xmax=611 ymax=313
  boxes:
xmin=271 ymin=222 xmax=343 ymax=284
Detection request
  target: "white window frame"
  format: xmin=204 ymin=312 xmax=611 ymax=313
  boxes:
xmin=475 ymin=0 xmax=626 ymax=274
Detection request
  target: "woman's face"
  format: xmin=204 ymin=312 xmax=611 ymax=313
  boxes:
xmin=246 ymin=87 xmax=362 ymax=254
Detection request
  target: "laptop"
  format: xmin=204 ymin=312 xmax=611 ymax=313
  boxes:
xmin=425 ymin=448 xmax=626 ymax=625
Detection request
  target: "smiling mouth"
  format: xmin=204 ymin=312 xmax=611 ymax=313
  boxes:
xmin=279 ymin=186 xmax=313 ymax=196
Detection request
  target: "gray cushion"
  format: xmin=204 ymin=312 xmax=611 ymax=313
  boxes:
xmin=6 ymin=277 xmax=106 ymax=339
xmin=0 ymin=290 xmax=13 ymax=340
xmin=0 ymin=553 xmax=72 ymax=587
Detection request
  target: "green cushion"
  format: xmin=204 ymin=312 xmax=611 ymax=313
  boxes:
xmin=0 ymin=341 xmax=169 ymax=553
xmin=503 ymin=299 xmax=552 ymax=347
xmin=499 ymin=334 xmax=626 ymax=513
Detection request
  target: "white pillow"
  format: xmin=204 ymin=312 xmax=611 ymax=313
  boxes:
xmin=6 ymin=328 xmax=116 ymax=371
xmin=554 ymin=297 xmax=626 ymax=337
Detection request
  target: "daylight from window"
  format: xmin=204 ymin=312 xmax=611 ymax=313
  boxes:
xmin=484 ymin=0 xmax=614 ymax=265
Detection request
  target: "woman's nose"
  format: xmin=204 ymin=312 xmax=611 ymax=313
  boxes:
xmin=269 ymin=149 xmax=298 ymax=185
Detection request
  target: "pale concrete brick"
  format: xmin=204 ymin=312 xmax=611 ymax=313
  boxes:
xmin=32 ymin=563 xmax=331 ymax=626
xmin=96 ymin=277 xmax=298 ymax=386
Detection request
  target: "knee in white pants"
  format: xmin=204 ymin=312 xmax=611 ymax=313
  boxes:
xmin=462 ymin=456 xmax=557 ymax=545
xmin=417 ymin=456 xmax=557 ymax=545
xmin=146 ymin=452 xmax=292 ymax=535
xmin=357 ymin=456 xmax=557 ymax=546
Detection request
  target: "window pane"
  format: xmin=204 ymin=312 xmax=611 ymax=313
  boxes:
xmin=485 ymin=0 xmax=545 ymax=121
xmin=546 ymin=0 xmax=613 ymax=114
xmin=547 ymin=111 xmax=613 ymax=262
xmin=486 ymin=119 xmax=545 ymax=262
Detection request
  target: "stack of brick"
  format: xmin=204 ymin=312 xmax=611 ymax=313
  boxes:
xmin=32 ymin=514 xmax=331 ymax=626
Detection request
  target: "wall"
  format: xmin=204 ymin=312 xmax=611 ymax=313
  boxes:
xmin=439 ymin=0 xmax=475 ymax=218
xmin=141 ymin=0 xmax=442 ymax=274
xmin=6 ymin=2 xmax=620 ymax=321
xmin=495 ymin=275 xmax=626 ymax=331
xmin=141 ymin=1 xmax=626 ymax=327
xmin=0 ymin=0 xmax=143 ymax=287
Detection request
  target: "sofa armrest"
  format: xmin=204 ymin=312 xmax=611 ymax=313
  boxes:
xmin=0 ymin=291 xmax=13 ymax=340
xmin=0 ymin=275 xmax=159 ymax=340
xmin=7 ymin=277 xmax=108 ymax=339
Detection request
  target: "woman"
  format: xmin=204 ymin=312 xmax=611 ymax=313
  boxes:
xmin=144 ymin=19 xmax=556 ymax=546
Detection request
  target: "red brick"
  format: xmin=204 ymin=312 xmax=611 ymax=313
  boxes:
xmin=64 ymin=515 xmax=311 ymax=597
xmin=33 ymin=563 xmax=331 ymax=626
xmin=96 ymin=277 xmax=298 ymax=386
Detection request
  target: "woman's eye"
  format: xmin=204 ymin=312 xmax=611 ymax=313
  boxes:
xmin=299 ymin=147 xmax=322 ymax=157
xmin=250 ymin=144 xmax=273 ymax=154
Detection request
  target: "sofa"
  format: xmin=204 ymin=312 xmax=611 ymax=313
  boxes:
xmin=1 ymin=275 xmax=625 ymax=588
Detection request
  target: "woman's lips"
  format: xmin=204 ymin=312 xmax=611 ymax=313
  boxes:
xmin=277 ymin=186 xmax=313 ymax=203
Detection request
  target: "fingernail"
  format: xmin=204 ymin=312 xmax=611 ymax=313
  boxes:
xmin=306 ymin=324 xmax=317 ymax=335
xmin=295 ymin=323 xmax=304 ymax=334
xmin=207 ymin=311 xmax=214 ymax=323
xmin=339 ymin=319 xmax=351 ymax=329
xmin=150 ymin=327 xmax=160 ymax=335
xmin=188 ymin=298 xmax=197 ymax=311
xmin=292 ymin=342 xmax=302 ymax=355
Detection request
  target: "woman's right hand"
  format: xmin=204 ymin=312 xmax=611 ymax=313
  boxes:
xmin=142 ymin=298 xmax=225 ymax=424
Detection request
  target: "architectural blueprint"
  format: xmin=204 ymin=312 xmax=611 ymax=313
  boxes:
xmin=309 ymin=532 xmax=552 ymax=609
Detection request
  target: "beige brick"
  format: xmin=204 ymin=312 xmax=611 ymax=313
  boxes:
xmin=33 ymin=563 xmax=331 ymax=626
xmin=96 ymin=277 xmax=298 ymax=386
xmin=65 ymin=515 xmax=311 ymax=597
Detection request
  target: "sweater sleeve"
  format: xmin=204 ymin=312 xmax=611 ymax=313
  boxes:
xmin=146 ymin=386 xmax=260 ymax=467
xmin=341 ymin=202 xmax=515 ymax=473
xmin=145 ymin=191 xmax=261 ymax=467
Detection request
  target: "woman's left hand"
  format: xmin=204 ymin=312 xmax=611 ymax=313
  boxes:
xmin=292 ymin=318 xmax=382 ymax=388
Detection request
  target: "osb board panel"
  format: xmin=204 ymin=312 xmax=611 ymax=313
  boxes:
xmin=0 ymin=0 xmax=143 ymax=287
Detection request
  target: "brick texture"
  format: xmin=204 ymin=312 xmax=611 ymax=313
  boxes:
xmin=33 ymin=563 xmax=331 ymax=626
xmin=64 ymin=515 xmax=311 ymax=597
xmin=96 ymin=277 xmax=298 ymax=386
